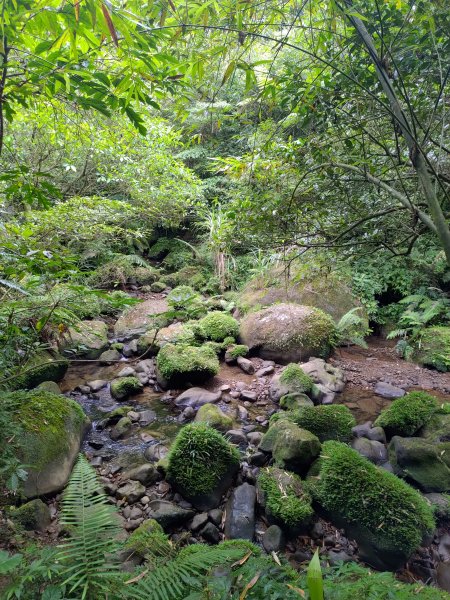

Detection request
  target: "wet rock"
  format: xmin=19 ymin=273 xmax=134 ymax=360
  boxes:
xmin=300 ymin=358 xmax=345 ymax=394
xmin=110 ymin=417 xmax=132 ymax=441
xmin=437 ymin=561 xmax=450 ymax=592
xmin=123 ymin=464 xmax=160 ymax=486
xmin=208 ymin=509 xmax=223 ymax=527
xmin=374 ymin=382 xmax=405 ymax=399
xmin=144 ymin=444 xmax=169 ymax=462
xmin=224 ymin=483 xmax=256 ymax=541
xmin=116 ymin=481 xmax=146 ymax=504
xmin=263 ymin=525 xmax=285 ymax=553
xmin=99 ymin=348 xmax=121 ymax=365
xmin=122 ymin=341 xmax=138 ymax=357
xmin=226 ymin=429 xmax=247 ymax=447
xmin=247 ymin=431 xmax=263 ymax=446
xmin=249 ymin=451 xmax=268 ymax=467
xmin=256 ymin=366 xmax=274 ymax=377
xmin=88 ymin=436 xmax=104 ymax=450
xmin=118 ymin=366 xmax=136 ymax=378
xmin=200 ymin=522 xmax=221 ymax=544
xmin=175 ymin=387 xmax=221 ymax=409
xmin=139 ymin=409 xmax=157 ymax=426
xmin=237 ymin=356 xmax=255 ymax=375
xmin=351 ymin=438 xmax=387 ymax=464
xmin=241 ymin=390 xmax=257 ymax=402
xmin=88 ymin=379 xmax=108 ymax=392
xmin=194 ymin=404 xmax=233 ymax=431
xmin=352 ymin=421 xmax=372 ymax=438
xmin=147 ymin=500 xmax=194 ymax=529
xmin=190 ymin=513 xmax=209 ymax=532
xmin=237 ymin=405 xmax=248 ymax=421
xmin=328 ymin=549 xmax=353 ymax=565
xmin=367 ymin=426 xmax=386 ymax=444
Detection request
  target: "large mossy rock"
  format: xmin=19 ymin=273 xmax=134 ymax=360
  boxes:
xmin=271 ymin=423 xmax=321 ymax=474
xmin=156 ymin=343 xmax=219 ymax=387
xmin=166 ymin=424 xmax=240 ymax=510
xmin=308 ymin=441 xmax=435 ymax=570
xmin=389 ymin=436 xmax=450 ymax=492
xmin=271 ymin=405 xmax=355 ymax=443
xmin=4 ymin=390 xmax=89 ymax=498
xmin=239 ymin=303 xmax=336 ymax=364
xmin=269 ymin=363 xmax=314 ymax=402
xmin=194 ymin=403 xmax=233 ymax=432
xmin=238 ymin=267 xmax=364 ymax=323
xmin=114 ymin=297 xmax=169 ymax=339
xmin=257 ymin=467 xmax=313 ymax=533
xmin=413 ymin=326 xmax=450 ymax=372
xmin=60 ymin=320 xmax=108 ymax=359
xmin=374 ymin=391 xmax=438 ymax=439
xmin=13 ymin=351 xmax=69 ymax=390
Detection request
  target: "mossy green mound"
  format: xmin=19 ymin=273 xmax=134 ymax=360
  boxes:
xmin=257 ymin=467 xmax=313 ymax=531
xmin=1 ymin=389 xmax=88 ymax=498
xmin=199 ymin=311 xmax=240 ymax=342
xmin=167 ymin=424 xmax=240 ymax=510
xmin=194 ymin=403 xmax=233 ymax=431
xmin=239 ymin=303 xmax=337 ymax=364
xmin=7 ymin=498 xmax=51 ymax=531
xmin=374 ymin=391 xmax=438 ymax=438
xmin=308 ymin=441 xmax=435 ymax=569
xmin=125 ymin=518 xmax=172 ymax=563
xmin=156 ymin=343 xmax=219 ymax=386
xmin=12 ymin=351 xmax=68 ymax=390
xmin=279 ymin=363 xmax=314 ymax=393
xmin=413 ymin=326 xmax=450 ymax=372
xmin=167 ymin=285 xmax=205 ymax=317
xmin=226 ymin=344 xmax=249 ymax=360
xmin=271 ymin=405 xmax=355 ymax=442
xmin=110 ymin=376 xmax=142 ymax=400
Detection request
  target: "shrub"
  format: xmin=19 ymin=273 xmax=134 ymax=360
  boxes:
xmin=279 ymin=363 xmax=314 ymax=394
xmin=199 ymin=311 xmax=240 ymax=342
xmin=166 ymin=424 xmax=240 ymax=499
xmin=257 ymin=467 xmax=313 ymax=529
xmin=309 ymin=441 xmax=435 ymax=558
xmin=374 ymin=391 xmax=438 ymax=438
xmin=271 ymin=405 xmax=356 ymax=442
xmin=156 ymin=343 xmax=219 ymax=385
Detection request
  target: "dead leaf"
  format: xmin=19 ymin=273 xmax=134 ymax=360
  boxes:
xmin=239 ymin=572 xmax=261 ymax=599
xmin=232 ymin=551 xmax=252 ymax=568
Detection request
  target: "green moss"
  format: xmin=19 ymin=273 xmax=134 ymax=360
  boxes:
xmin=228 ymin=344 xmax=249 ymax=359
xmin=167 ymin=424 xmax=240 ymax=497
xmin=258 ymin=467 xmax=313 ymax=529
xmin=271 ymin=405 xmax=355 ymax=442
xmin=374 ymin=391 xmax=438 ymax=438
xmin=110 ymin=342 xmax=124 ymax=351
xmin=279 ymin=363 xmax=314 ymax=394
xmin=150 ymin=281 xmax=166 ymax=293
xmin=148 ymin=237 xmax=186 ymax=259
xmin=414 ymin=326 xmax=450 ymax=372
xmin=13 ymin=351 xmax=69 ymax=390
xmin=167 ymin=285 xmax=201 ymax=309
xmin=125 ymin=519 xmax=171 ymax=559
xmin=156 ymin=343 xmax=219 ymax=385
xmin=7 ymin=499 xmax=50 ymax=531
xmin=194 ymin=403 xmax=233 ymax=431
xmin=279 ymin=393 xmax=313 ymax=410
xmin=36 ymin=381 xmax=62 ymax=394
xmin=2 ymin=389 xmax=87 ymax=472
xmin=309 ymin=441 xmax=435 ymax=556
xmin=110 ymin=376 xmax=142 ymax=400
xmin=199 ymin=311 xmax=240 ymax=342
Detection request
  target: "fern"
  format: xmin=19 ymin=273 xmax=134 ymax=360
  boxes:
xmin=57 ymin=454 xmax=121 ymax=600
xmin=336 ymin=307 xmax=369 ymax=348
xmin=0 ymin=278 xmax=30 ymax=295
xmin=126 ymin=545 xmax=247 ymax=600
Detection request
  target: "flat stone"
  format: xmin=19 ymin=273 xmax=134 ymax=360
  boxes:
xmin=374 ymin=382 xmax=405 ymax=399
xmin=226 ymin=429 xmax=247 ymax=447
xmin=328 ymin=550 xmax=353 ymax=565
xmin=88 ymin=379 xmax=108 ymax=392
xmin=116 ymin=481 xmax=145 ymax=504
xmin=147 ymin=500 xmax=194 ymax=529
xmin=118 ymin=366 xmax=136 ymax=378
xmin=237 ymin=356 xmax=255 ymax=375
xmin=175 ymin=387 xmax=221 ymax=409
xmin=256 ymin=366 xmax=274 ymax=377
xmin=123 ymin=464 xmax=160 ymax=486
xmin=127 ymin=411 xmax=140 ymax=422
xmin=224 ymin=483 xmax=256 ymax=541
xmin=139 ymin=409 xmax=157 ymax=426
xmin=99 ymin=348 xmax=121 ymax=365
xmin=190 ymin=512 xmax=209 ymax=532
xmin=241 ymin=390 xmax=257 ymax=402
xmin=200 ymin=522 xmax=221 ymax=544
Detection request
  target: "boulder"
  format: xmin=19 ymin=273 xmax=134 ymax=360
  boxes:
xmin=8 ymin=499 xmax=51 ymax=531
xmin=389 ymin=436 xmax=450 ymax=492
xmin=279 ymin=393 xmax=314 ymax=411
xmin=116 ymin=481 xmax=146 ymax=503
xmin=272 ymin=424 xmax=321 ymax=474
xmin=110 ymin=376 xmax=143 ymax=401
xmin=237 ymin=356 xmax=255 ymax=374
xmin=239 ymin=303 xmax=336 ymax=364
xmin=5 ymin=389 xmax=88 ymax=498
xmin=200 ymin=522 xmax=221 ymax=543
xmin=60 ymin=320 xmax=108 ymax=359
xmin=269 ymin=364 xmax=314 ymax=402
xmin=156 ymin=344 xmax=219 ymax=387
xmin=114 ymin=297 xmax=169 ymax=339
xmin=351 ymin=437 xmax=387 ymax=464
xmin=13 ymin=351 xmax=68 ymax=389
xmin=194 ymin=403 xmax=233 ymax=432
xmin=300 ymin=358 xmax=346 ymax=395
xmin=99 ymin=348 xmax=121 ymax=365
xmin=374 ymin=382 xmax=405 ymax=399
xmin=175 ymin=387 xmax=221 ymax=410
xmin=374 ymin=391 xmax=438 ymax=438
xmin=110 ymin=417 xmax=132 ymax=440
xmin=413 ymin=326 xmax=450 ymax=372
xmin=147 ymin=500 xmax=195 ymax=529
xmin=36 ymin=381 xmax=62 ymax=394
xmin=224 ymin=483 xmax=256 ymax=540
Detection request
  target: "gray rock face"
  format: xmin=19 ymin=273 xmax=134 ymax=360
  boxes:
xmin=174 ymin=387 xmax=221 ymax=409
xmin=352 ymin=438 xmax=387 ymax=464
xmin=263 ymin=525 xmax=285 ymax=553
xmin=224 ymin=483 xmax=256 ymax=541
xmin=147 ymin=500 xmax=194 ymax=529
xmin=374 ymin=382 xmax=405 ymax=399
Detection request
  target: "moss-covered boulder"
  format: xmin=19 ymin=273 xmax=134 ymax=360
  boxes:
xmin=114 ymin=297 xmax=169 ymax=338
xmin=259 ymin=419 xmax=296 ymax=453
xmin=308 ymin=441 xmax=435 ymax=570
xmin=279 ymin=393 xmax=314 ymax=410
xmin=194 ymin=403 xmax=233 ymax=431
xmin=257 ymin=467 xmax=313 ymax=533
xmin=3 ymin=390 xmax=89 ymax=498
xmin=166 ymin=424 xmax=240 ymax=510
xmin=269 ymin=363 xmax=314 ymax=402
xmin=156 ymin=343 xmax=219 ymax=387
xmin=110 ymin=376 xmax=143 ymax=401
xmin=36 ymin=381 xmax=62 ymax=394
xmin=224 ymin=344 xmax=249 ymax=364
xmin=60 ymin=320 xmax=108 ymax=360
xmin=413 ymin=326 xmax=450 ymax=372
xmin=124 ymin=518 xmax=171 ymax=562
xmin=239 ymin=303 xmax=336 ymax=364
xmin=271 ymin=405 xmax=355 ymax=442
xmin=13 ymin=351 xmax=68 ymax=390
xmin=273 ymin=424 xmax=321 ymax=474
xmin=199 ymin=311 xmax=240 ymax=342
xmin=374 ymin=391 xmax=438 ymax=439
xmin=389 ymin=436 xmax=450 ymax=492
xmin=7 ymin=499 xmax=51 ymax=531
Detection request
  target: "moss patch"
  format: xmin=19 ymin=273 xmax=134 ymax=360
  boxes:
xmin=271 ymin=405 xmax=355 ymax=442
xmin=279 ymin=363 xmax=314 ymax=394
xmin=156 ymin=343 xmax=219 ymax=385
xmin=199 ymin=311 xmax=240 ymax=342
xmin=125 ymin=518 xmax=172 ymax=562
xmin=374 ymin=391 xmax=438 ymax=438
xmin=110 ymin=376 xmax=142 ymax=401
xmin=227 ymin=344 xmax=249 ymax=359
xmin=13 ymin=351 xmax=69 ymax=390
xmin=194 ymin=403 xmax=233 ymax=431
xmin=413 ymin=326 xmax=450 ymax=372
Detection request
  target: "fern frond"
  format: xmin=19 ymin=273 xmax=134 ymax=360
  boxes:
xmin=0 ymin=278 xmax=31 ymax=295
xmin=387 ymin=329 xmax=408 ymax=339
xmin=126 ymin=545 xmax=247 ymax=600
xmin=57 ymin=454 xmax=121 ymax=600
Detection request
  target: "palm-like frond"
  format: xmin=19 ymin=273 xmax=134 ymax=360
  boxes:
xmin=0 ymin=278 xmax=30 ymax=295
xmin=57 ymin=454 xmax=121 ymax=600
xmin=126 ymin=545 xmax=246 ymax=600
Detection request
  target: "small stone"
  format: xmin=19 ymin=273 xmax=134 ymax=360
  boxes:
xmin=230 ymin=391 xmax=241 ymax=399
xmin=137 ymin=373 xmax=149 ymax=385
xmin=249 ymin=451 xmax=267 ymax=467
xmin=352 ymin=422 xmax=373 ymax=439
xmin=88 ymin=379 xmax=107 ymax=392
xmin=224 ymin=483 xmax=256 ymax=541
xmin=208 ymin=509 xmax=223 ymax=527
xmin=367 ymin=426 xmax=386 ymax=444
xmin=263 ymin=525 xmax=285 ymax=553
xmin=190 ymin=513 xmax=209 ymax=532
xmin=110 ymin=417 xmax=132 ymax=441
xmin=256 ymin=366 xmax=274 ymax=377
xmin=237 ymin=405 xmax=249 ymax=421
xmin=77 ymin=385 xmax=91 ymax=394
xmin=437 ymin=561 xmax=450 ymax=592
xmin=328 ymin=549 xmax=353 ymax=565
xmin=237 ymin=356 xmax=255 ymax=375
xmin=116 ymin=481 xmax=146 ymax=504
xmin=90 ymin=456 xmax=103 ymax=467
xmin=374 ymin=382 xmax=405 ymax=399
xmin=88 ymin=436 xmax=104 ymax=450
xmin=129 ymin=507 xmax=143 ymax=520
xmin=144 ymin=444 xmax=169 ymax=462
xmin=200 ymin=522 xmax=221 ymax=544
xmin=351 ymin=438 xmax=387 ymax=464
xmin=127 ymin=411 xmax=140 ymax=422
xmin=226 ymin=429 xmax=247 ymax=447
xmin=99 ymin=348 xmax=121 ymax=365
xmin=139 ymin=409 xmax=157 ymax=426
xmin=311 ymin=521 xmax=324 ymax=539
xmin=246 ymin=431 xmax=263 ymax=446
xmin=118 ymin=366 xmax=136 ymax=378
xmin=123 ymin=464 xmax=160 ymax=486
xmin=241 ymin=390 xmax=257 ymax=402
xmin=148 ymin=500 xmax=195 ymax=528
xmin=221 ymin=385 xmax=231 ymax=392
xmin=182 ymin=406 xmax=196 ymax=420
